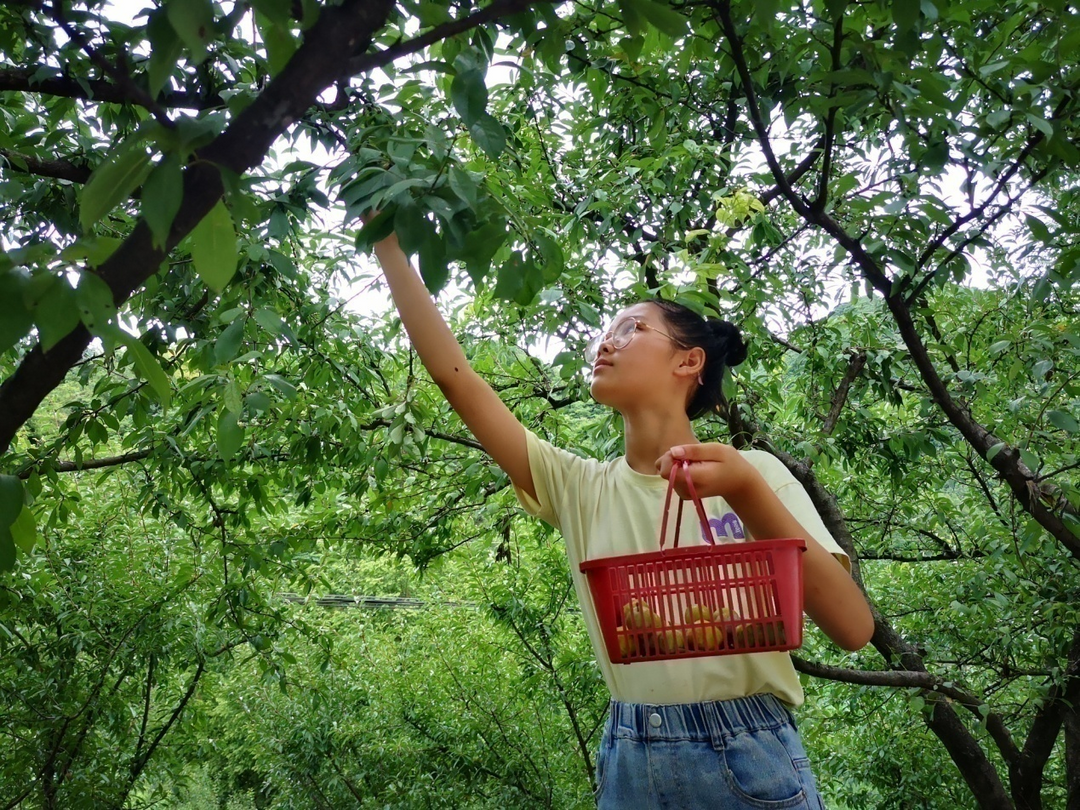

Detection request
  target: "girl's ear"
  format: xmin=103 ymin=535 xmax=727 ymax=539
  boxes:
xmin=676 ymin=346 xmax=706 ymax=379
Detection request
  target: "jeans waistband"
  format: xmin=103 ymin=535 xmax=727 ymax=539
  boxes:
xmin=606 ymin=694 xmax=794 ymax=744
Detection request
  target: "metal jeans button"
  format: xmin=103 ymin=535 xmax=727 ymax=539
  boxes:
xmin=649 ymin=712 xmax=662 ymax=728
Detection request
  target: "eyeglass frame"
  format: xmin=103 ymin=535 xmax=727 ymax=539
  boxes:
xmin=584 ymin=316 xmax=681 ymax=365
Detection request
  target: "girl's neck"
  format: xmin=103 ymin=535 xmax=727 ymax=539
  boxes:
xmin=621 ymin=408 xmax=698 ymax=475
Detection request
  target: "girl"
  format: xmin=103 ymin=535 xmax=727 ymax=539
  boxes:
xmin=370 ymin=226 xmax=874 ymax=809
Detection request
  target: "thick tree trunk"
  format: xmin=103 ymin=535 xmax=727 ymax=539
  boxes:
xmin=0 ymin=0 xmax=397 ymax=455
xmin=1067 ymin=702 xmax=1080 ymax=810
xmin=727 ymin=405 xmax=1017 ymax=808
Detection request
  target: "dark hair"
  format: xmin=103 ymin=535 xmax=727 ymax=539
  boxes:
xmin=648 ymin=299 xmax=747 ymax=419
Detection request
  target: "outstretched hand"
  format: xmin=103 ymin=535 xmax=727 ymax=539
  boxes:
xmin=655 ymin=443 xmax=758 ymax=503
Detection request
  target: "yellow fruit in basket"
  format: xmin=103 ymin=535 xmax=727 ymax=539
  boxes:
xmin=688 ymin=621 xmax=724 ymax=651
xmin=734 ymin=622 xmax=786 ymax=648
xmin=658 ymin=628 xmax=686 ymax=653
xmin=639 ymin=632 xmax=661 ymax=656
xmin=683 ymin=603 xmax=714 ymax=624
xmin=618 ymin=632 xmax=636 ymax=658
xmin=624 ymin=599 xmax=660 ymax=630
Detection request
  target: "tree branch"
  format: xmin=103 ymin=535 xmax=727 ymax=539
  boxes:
xmin=1010 ymin=627 xmax=1080 ymax=807
xmin=0 ymin=147 xmax=91 ymax=183
xmin=821 ymin=350 xmax=866 ymax=438
xmin=47 ymin=1 xmax=174 ymax=127
xmin=0 ymin=65 xmax=221 ymax=110
xmin=347 ymin=0 xmax=556 ymax=75
xmin=793 ymin=653 xmax=1022 ymax=767
xmin=722 ymin=392 xmax=1015 ymax=807
xmin=17 ymin=449 xmax=153 ymax=478
xmin=711 ymin=0 xmax=1080 ymax=563
xmin=710 ymin=0 xmax=893 ymax=294
xmin=0 ymin=0 xmax=557 ymax=459
xmin=127 ymin=658 xmax=206 ymax=781
xmin=0 ymin=0 xmax=399 ymax=456
xmin=811 ymin=14 xmax=844 ymax=212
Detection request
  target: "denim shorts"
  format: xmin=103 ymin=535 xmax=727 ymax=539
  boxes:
xmin=594 ymin=694 xmax=826 ymax=809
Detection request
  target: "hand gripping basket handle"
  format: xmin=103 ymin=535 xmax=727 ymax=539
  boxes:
xmin=659 ymin=459 xmax=714 ymax=550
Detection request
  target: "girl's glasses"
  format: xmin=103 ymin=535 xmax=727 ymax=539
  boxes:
xmin=584 ymin=317 xmax=677 ymax=365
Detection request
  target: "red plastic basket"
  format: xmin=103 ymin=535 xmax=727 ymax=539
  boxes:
xmin=579 ymin=460 xmax=806 ymax=664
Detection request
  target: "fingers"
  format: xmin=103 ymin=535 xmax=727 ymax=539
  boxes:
xmin=655 ymin=443 xmax=724 ymax=475
xmin=668 ymin=443 xmax=727 ymax=462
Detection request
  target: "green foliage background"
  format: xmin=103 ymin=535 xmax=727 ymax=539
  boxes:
xmin=1 ymin=0 xmax=1079 ymax=807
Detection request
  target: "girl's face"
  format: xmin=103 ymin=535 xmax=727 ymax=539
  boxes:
xmin=588 ymin=303 xmax=699 ymax=411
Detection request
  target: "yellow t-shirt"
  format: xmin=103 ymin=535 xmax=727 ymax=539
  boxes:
xmin=513 ymin=430 xmax=849 ymax=706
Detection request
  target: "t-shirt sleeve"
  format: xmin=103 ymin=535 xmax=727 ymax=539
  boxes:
xmin=748 ymin=451 xmax=850 ymax=572
xmin=513 ymin=430 xmax=591 ymax=532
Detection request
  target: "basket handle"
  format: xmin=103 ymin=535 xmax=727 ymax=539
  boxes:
xmin=659 ymin=459 xmax=714 ymax=550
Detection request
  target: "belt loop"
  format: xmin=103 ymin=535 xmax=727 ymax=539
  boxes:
xmin=704 ymin=701 xmax=726 ymax=750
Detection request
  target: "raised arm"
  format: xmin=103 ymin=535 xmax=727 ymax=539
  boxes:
xmin=371 ymin=230 xmax=535 ymax=501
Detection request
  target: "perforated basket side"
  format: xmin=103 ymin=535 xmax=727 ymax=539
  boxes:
xmin=581 ymin=539 xmax=806 ymax=664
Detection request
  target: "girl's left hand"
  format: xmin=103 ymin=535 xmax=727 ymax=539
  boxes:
xmin=655 ymin=443 xmax=758 ymax=502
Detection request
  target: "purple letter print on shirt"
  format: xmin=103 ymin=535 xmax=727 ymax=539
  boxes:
xmin=701 ymin=512 xmax=745 ymax=544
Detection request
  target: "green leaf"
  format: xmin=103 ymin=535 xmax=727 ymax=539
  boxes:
xmin=416 ymin=1 xmax=454 ymax=26
xmin=986 ymin=442 xmax=1006 ymax=461
xmin=1047 ymin=410 xmax=1079 ymax=433
xmin=985 ymin=108 xmax=1011 ymax=129
xmin=355 ymin=209 xmax=396 ymax=251
xmin=494 ymin=251 xmax=544 ymax=305
xmin=79 ymin=139 xmax=152 ymax=231
xmin=217 ymin=409 xmax=245 ymax=462
xmin=75 ymin=271 xmax=117 ymax=332
xmin=254 ymin=308 xmax=286 ymax=337
xmin=722 ymin=369 xmax=737 ymax=402
xmin=418 ymin=232 xmax=449 ymax=294
xmin=249 ymin=0 xmax=292 ymax=27
xmin=215 ymin=318 xmax=246 ymax=365
xmin=0 ymin=475 xmax=23 ymax=528
xmin=0 ymin=528 xmax=14 ymax=572
xmin=752 ymin=0 xmax=780 ymax=26
xmin=117 ymin=330 xmax=173 ymax=410
xmin=632 ymin=0 xmax=688 ymax=38
xmin=255 ymin=13 xmax=297 ymax=77
xmin=892 ymin=0 xmax=920 ymax=31
xmin=86 ymin=237 xmax=123 ymax=268
xmin=494 ymin=252 xmax=525 ymax=301
xmin=143 ymin=154 xmax=184 ymax=248
xmin=263 ymin=373 xmax=297 ymax=399
xmin=448 ymin=167 xmax=480 ymax=209
xmin=246 ymin=391 xmax=272 ymax=413
xmin=451 ymin=68 xmax=488 ymax=127
xmin=824 ymin=0 xmax=848 ymax=20
xmin=394 ymin=205 xmax=436 ymax=258
xmin=0 ymin=270 xmax=33 ymax=354
xmin=469 ymin=113 xmax=506 ymax=159
xmin=166 ymin=0 xmax=216 ymax=64
xmin=617 ymin=0 xmax=645 ymax=34
xmin=147 ymin=8 xmax=184 ymax=96
xmin=190 ymin=200 xmax=238 ymax=292
xmin=10 ymin=504 xmax=37 ymax=554
xmin=451 ymin=220 xmax=507 ymax=287
xmin=1026 ymin=114 xmax=1054 ymax=139
xmin=533 ymin=232 xmax=565 ymax=283
xmin=32 ymin=276 xmax=80 ymax=352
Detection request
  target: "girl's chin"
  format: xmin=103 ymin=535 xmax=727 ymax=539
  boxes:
xmin=589 ymin=380 xmax=622 ymax=409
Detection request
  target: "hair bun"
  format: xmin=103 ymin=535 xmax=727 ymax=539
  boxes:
xmin=710 ymin=319 xmax=747 ymax=367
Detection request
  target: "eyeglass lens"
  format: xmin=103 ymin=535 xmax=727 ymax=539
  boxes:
xmin=585 ymin=319 xmax=637 ymax=364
